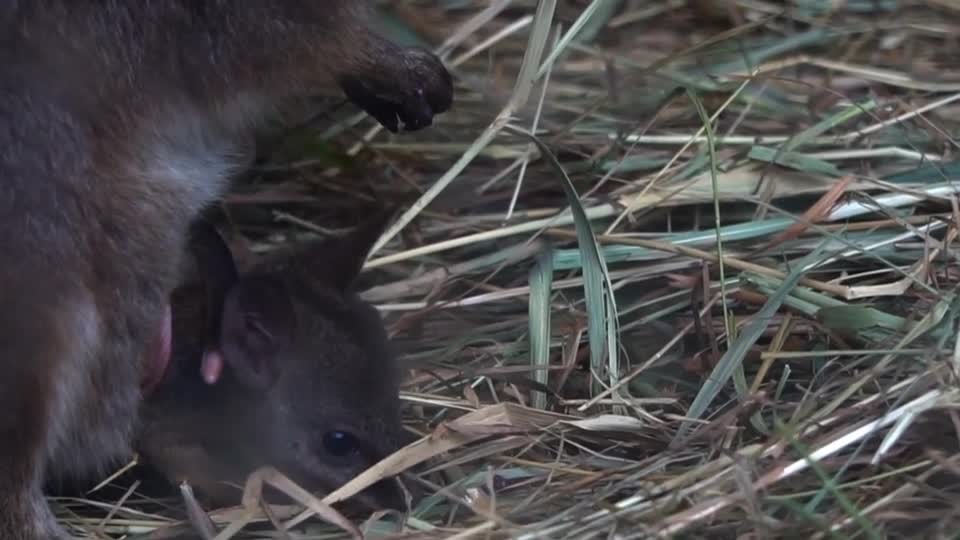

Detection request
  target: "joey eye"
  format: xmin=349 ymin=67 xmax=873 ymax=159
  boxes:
xmin=322 ymin=431 xmax=361 ymax=457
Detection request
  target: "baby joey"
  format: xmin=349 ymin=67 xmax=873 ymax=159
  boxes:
xmin=137 ymin=216 xmax=407 ymax=511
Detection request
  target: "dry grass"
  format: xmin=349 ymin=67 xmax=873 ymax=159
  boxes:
xmin=54 ymin=1 xmax=960 ymax=538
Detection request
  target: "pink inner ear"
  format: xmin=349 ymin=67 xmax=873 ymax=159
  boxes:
xmin=141 ymin=303 xmax=172 ymax=396
xmin=201 ymin=350 xmax=224 ymax=385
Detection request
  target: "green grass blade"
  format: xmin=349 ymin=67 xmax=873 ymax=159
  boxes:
xmin=528 ymin=247 xmax=555 ymax=410
xmin=674 ymin=240 xmax=832 ymax=444
xmin=509 ymin=126 xmax=620 ymax=396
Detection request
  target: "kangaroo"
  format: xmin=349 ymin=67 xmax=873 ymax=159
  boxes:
xmin=137 ymin=216 xmax=406 ymax=510
xmin=0 ymin=3 xmax=451 ymax=538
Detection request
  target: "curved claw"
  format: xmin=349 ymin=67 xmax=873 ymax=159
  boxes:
xmin=340 ymin=77 xmax=401 ymax=133
xmin=398 ymin=88 xmax=433 ymax=131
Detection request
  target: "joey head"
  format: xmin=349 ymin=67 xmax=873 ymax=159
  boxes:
xmin=137 ymin=214 xmax=406 ymax=510
xmin=0 ymin=3 xmax=449 ymax=538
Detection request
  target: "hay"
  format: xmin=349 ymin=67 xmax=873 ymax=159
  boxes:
xmin=57 ymin=1 xmax=960 ymax=538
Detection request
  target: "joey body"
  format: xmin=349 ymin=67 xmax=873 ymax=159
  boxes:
xmin=0 ymin=3 xmax=450 ymax=538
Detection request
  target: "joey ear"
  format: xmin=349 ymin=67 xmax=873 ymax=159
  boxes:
xmin=186 ymin=218 xmax=239 ymax=337
xmin=218 ymin=279 xmax=295 ymax=390
xmin=301 ymin=207 xmax=398 ymax=292
xmin=187 ymin=218 xmax=239 ymax=286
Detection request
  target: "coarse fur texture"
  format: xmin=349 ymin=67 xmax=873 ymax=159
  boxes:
xmin=0 ymin=3 xmax=451 ymax=538
xmin=137 ymin=216 xmax=406 ymax=510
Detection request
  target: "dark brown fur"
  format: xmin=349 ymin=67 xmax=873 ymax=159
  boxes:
xmin=0 ymin=3 xmax=450 ymax=538
xmin=137 ymin=217 xmax=406 ymax=510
